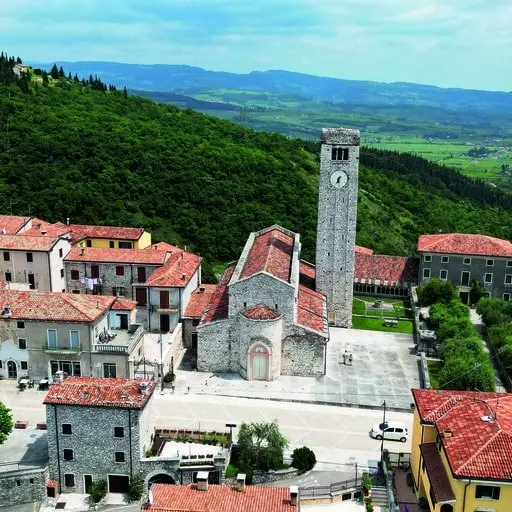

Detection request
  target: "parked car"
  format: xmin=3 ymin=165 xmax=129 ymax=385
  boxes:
xmin=370 ymin=421 xmax=408 ymax=442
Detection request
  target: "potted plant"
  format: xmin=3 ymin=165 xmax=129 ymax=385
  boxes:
xmin=362 ymin=474 xmax=372 ymax=496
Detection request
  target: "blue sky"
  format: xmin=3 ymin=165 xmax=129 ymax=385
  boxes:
xmin=2 ymin=0 xmax=511 ymax=91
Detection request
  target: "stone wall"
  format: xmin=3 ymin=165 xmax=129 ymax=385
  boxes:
xmin=281 ymin=327 xmax=326 ymax=377
xmin=0 ymin=467 xmax=49 ymax=507
xmin=197 ymin=320 xmax=233 ymax=373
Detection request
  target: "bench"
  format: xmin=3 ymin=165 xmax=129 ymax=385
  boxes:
xmin=383 ymin=319 xmax=398 ymax=328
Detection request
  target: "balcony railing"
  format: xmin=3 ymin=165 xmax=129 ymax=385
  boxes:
xmin=42 ymin=344 xmax=81 ymax=354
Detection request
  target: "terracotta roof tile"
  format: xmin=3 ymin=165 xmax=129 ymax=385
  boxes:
xmin=43 ymin=377 xmax=156 ymax=409
xmin=0 ymin=215 xmax=31 ymax=235
xmin=65 ymin=247 xmax=169 ymax=264
xmin=69 ymin=224 xmax=145 ymax=243
xmin=413 ymin=389 xmax=512 ymax=480
xmin=355 ymin=254 xmax=418 ymax=285
xmin=242 ymin=305 xmax=282 ymax=321
xmin=146 ymin=241 xmax=179 ymax=252
xmin=0 ymin=290 xmax=115 ymax=322
xmin=419 ymin=443 xmax=455 ymax=502
xmin=297 ymin=285 xmax=328 ymax=336
xmin=111 ymin=298 xmax=137 ymax=311
xmin=144 ymin=251 xmax=202 ymax=288
xmin=184 ymin=285 xmax=217 ymax=318
xmin=0 ymin=234 xmax=59 ymax=251
xmin=355 ymin=245 xmax=374 ymax=255
xmin=22 ymin=219 xmax=71 ymax=238
xmin=240 ymin=228 xmax=294 ymax=282
xmin=144 ymin=483 xmax=297 ymax=512
xmin=200 ymin=264 xmax=236 ymax=324
xmin=418 ymin=233 xmax=512 ymax=257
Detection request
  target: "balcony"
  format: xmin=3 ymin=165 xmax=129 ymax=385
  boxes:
xmin=92 ymin=324 xmax=144 ymax=355
xmin=42 ymin=344 xmax=81 ymax=355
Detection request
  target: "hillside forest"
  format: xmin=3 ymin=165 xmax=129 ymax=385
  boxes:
xmin=3 ymin=54 xmax=512 ymax=281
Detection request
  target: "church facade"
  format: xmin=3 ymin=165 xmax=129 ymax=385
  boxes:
xmin=197 ymin=225 xmax=328 ymax=380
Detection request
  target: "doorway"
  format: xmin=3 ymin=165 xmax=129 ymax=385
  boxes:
xmin=118 ymin=314 xmax=129 ymax=330
xmin=84 ymin=475 xmax=93 ymax=494
xmin=108 ymin=475 xmax=130 ymax=493
xmin=249 ymin=344 xmax=269 ymax=381
xmin=459 ymin=291 xmax=469 ymax=305
xmin=7 ymin=361 xmax=17 ymax=379
xmin=135 ymin=287 xmax=147 ymax=306
xmin=160 ymin=314 xmax=170 ymax=333
xmin=137 ymin=267 xmax=146 ymax=283
xmin=28 ymin=273 xmax=35 ymax=290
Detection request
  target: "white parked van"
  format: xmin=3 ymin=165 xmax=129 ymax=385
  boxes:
xmin=370 ymin=421 xmax=409 ymax=442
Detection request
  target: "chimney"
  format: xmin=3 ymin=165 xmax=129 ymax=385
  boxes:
xmin=81 ymin=247 xmax=86 ymax=256
xmin=181 ymin=273 xmax=186 ymax=280
xmin=290 ymin=486 xmax=298 ymax=506
xmin=66 ymin=217 xmax=70 ymax=226
xmin=236 ymin=473 xmax=246 ymax=492
xmin=196 ymin=472 xmax=209 ymax=492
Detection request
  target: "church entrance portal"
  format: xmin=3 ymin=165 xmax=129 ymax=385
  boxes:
xmin=249 ymin=344 xmax=269 ymax=380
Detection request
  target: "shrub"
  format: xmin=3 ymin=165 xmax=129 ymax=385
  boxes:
xmin=127 ymin=475 xmax=144 ymax=503
xmin=417 ymin=279 xmax=456 ymax=306
xmin=291 ymin=446 xmax=316 ymax=472
xmin=225 ymin=464 xmax=239 ymax=478
xmin=163 ymin=372 xmax=175 ymax=383
xmin=88 ymin=479 xmax=107 ymax=503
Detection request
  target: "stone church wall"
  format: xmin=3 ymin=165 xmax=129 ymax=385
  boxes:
xmin=196 ymin=320 xmax=233 ymax=373
xmin=280 ymin=327 xmax=326 ymax=377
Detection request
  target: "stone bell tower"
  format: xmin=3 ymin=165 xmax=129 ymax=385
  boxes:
xmin=315 ymin=127 xmax=360 ymax=327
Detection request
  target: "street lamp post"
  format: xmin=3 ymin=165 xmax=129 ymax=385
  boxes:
xmin=380 ymin=400 xmax=387 ymax=464
xmin=159 ymin=334 xmax=164 ymax=392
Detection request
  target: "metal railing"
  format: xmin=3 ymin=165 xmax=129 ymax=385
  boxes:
xmin=0 ymin=458 xmax=48 ymax=472
xmin=299 ymin=476 xmax=362 ymax=498
xmin=93 ymin=324 xmax=143 ymax=354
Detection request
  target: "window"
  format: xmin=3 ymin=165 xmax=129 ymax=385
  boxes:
xmin=5 ymin=271 xmax=11 ymax=282
xmin=3 ymin=252 xmax=10 ymax=261
xmin=104 ymin=363 xmax=117 ymax=378
xmin=63 ymin=449 xmax=74 ymax=461
xmin=441 ymin=256 xmax=449 ymax=264
xmin=51 ymin=360 xmax=81 ymax=377
xmin=506 ymin=275 xmax=512 ymax=285
xmin=17 ymin=321 xmax=25 ymax=329
xmin=18 ymin=338 xmax=27 ymax=350
xmin=59 ymin=248 xmax=63 ymax=258
xmin=72 ymin=289 xmax=80 ymax=294
xmin=109 ymin=241 xmax=115 ymax=248
xmin=90 ymin=265 xmax=99 ymax=278
xmin=62 ymin=424 xmax=72 ymax=435
xmin=159 ymin=290 xmax=170 ymax=308
xmin=60 ymin=268 xmax=64 ymax=278
xmin=508 ymin=260 xmax=512 ymax=268
xmin=47 ymin=329 xmax=57 ymax=349
xmin=331 ymin=147 xmax=349 ymax=160
xmin=504 ymin=293 xmax=511 ymax=301
xmin=112 ymin=287 xmax=125 ymax=297
xmin=114 ymin=451 xmax=125 ymax=463
xmin=423 ymin=269 xmax=431 ymax=279
xmin=118 ymin=241 xmax=133 ymax=249
xmin=463 ymin=257 xmax=471 ymax=265
xmin=69 ymin=330 xmax=80 ymax=350
xmin=86 ymin=240 xmax=92 ymax=248
xmin=64 ymin=474 xmax=75 ymax=488
xmin=487 ymin=259 xmax=494 ymax=266
xmin=440 ymin=270 xmax=448 ymax=280
xmin=29 ymin=478 xmax=33 ymax=484
xmin=114 ymin=427 xmax=125 ymax=438
xmin=73 ymin=362 xmax=81 ymax=376
xmin=115 ymin=266 xmax=124 ymax=276
xmin=26 ymin=252 xmax=33 ymax=263
xmin=16 ymin=480 xmax=20 ymax=486
xmin=70 ymin=269 xmax=79 ymax=280
xmin=423 ymin=255 xmax=432 ymax=262
xmin=475 ymin=485 xmax=500 ymax=500
xmin=21 ymin=361 xmax=28 ymax=370
xmin=485 ymin=273 xmax=493 ymax=283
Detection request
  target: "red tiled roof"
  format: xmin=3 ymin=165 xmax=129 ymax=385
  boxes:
xmin=0 ymin=290 xmax=115 ymax=322
xmin=240 ymin=228 xmax=294 ymax=282
xmin=43 ymin=377 xmax=156 ymax=409
xmin=355 ymin=254 xmax=418 ymax=285
xmin=111 ymin=298 xmax=137 ymax=311
xmin=0 ymin=215 xmax=31 ymax=234
xmin=413 ymin=389 xmax=512 ymax=481
xmin=143 ymin=483 xmax=297 ymax=512
xmin=200 ymin=264 xmax=236 ymax=324
xmin=0 ymin=234 xmax=59 ymax=251
xmin=420 ymin=443 xmax=455 ymax=502
xmin=65 ymin=247 xmax=169 ymax=264
xmin=22 ymin=219 xmax=71 ymax=238
xmin=46 ymin=480 xmax=57 ymax=488
xmin=355 ymin=245 xmax=373 ymax=255
xmin=69 ymin=224 xmax=145 ymax=243
xmin=418 ymin=233 xmax=512 ymax=257
xmin=242 ymin=305 xmax=282 ymax=321
xmin=144 ymin=251 xmax=202 ymax=288
xmin=297 ymin=285 xmax=327 ymax=336
xmin=184 ymin=285 xmax=217 ymax=318
xmin=146 ymin=241 xmax=179 ymax=252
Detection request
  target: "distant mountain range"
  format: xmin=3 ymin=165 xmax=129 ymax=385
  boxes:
xmin=31 ymin=61 xmax=512 ymax=115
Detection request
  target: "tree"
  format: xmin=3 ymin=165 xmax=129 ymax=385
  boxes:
xmin=0 ymin=402 xmax=13 ymax=444
xmin=470 ymin=279 xmax=485 ymax=306
xmin=236 ymin=420 xmax=288 ymax=471
xmin=127 ymin=475 xmax=144 ymax=502
xmin=417 ymin=278 xmax=456 ymax=306
xmin=439 ymin=354 xmax=495 ymax=392
xmin=291 ymin=446 xmax=316 ymax=472
xmin=50 ymin=64 xmax=59 ymax=79
xmin=88 ymin=479 xmax=107 ymax=503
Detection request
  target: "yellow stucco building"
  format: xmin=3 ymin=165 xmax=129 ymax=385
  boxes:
xmin=70 ymin=224 xmax=151 ymax=249
xmin=411 ymin=388 xmax=512 ymax=512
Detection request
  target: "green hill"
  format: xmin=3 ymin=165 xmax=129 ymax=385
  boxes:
xmin=3 ymin=55 xmax=512 ymax=281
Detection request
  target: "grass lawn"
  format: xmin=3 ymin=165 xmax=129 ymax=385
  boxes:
xmin=426 ymin=359 xmax=444 ymax=389
xmin=352 ymin=296 xmax=413 ymax=318
xmin=352 ymin=316 xmax=414 ymax=334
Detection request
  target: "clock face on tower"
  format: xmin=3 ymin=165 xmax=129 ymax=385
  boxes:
xmin=330 ymin=170 xmax=348 ymax=189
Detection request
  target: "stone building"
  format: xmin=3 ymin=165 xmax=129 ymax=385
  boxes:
xmin=44 ymin=377 xmax=158 ymax=494
xmin=197 ymin=225 xmax=328 ymax=380
xmin=315 ymin=128 xmax=360 ymax=327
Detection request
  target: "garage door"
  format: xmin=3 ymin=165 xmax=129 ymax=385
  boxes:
xmin=108 ymin=475 xmax=130 ymax=493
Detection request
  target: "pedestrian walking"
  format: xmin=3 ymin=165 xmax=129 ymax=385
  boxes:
xmin=348 ymin=353 xmax=353 ymax=365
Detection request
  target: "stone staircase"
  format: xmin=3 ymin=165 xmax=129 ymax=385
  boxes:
xmin=371 ymin=486 xmax=389 ymax=512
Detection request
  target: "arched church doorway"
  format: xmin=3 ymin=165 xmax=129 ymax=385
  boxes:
xmin=249 ymin=344 xmax=269 ymax=380
xmin=7 ymin=361 xmax=17 ymax=379
xmin=148 ymin=473 xmax=175 ymax=488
